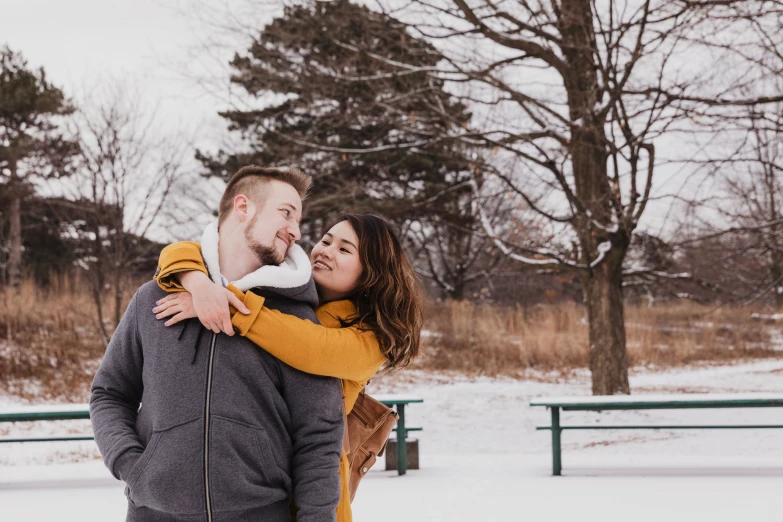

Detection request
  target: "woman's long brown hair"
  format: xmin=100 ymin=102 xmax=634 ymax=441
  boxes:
xmin=336 ymin=213 xmax=423 ymax=370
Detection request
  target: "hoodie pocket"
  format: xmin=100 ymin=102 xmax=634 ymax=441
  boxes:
xmin=209 ymin=415 xmax=288 ymax=512
xmin=124 ymin=433 xmax=161 ymax=489
xmin=128 ymin=417 xmax=204 ymax=514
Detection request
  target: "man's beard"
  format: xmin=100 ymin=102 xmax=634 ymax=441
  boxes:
xmin=244 ymin=216 xmax=285 ymax=266
xmin=248 ymin=240 xmax=283 ymax=266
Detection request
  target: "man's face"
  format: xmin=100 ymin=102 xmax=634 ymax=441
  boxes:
xmin=243 ymin=180 xmax=303 ymax=266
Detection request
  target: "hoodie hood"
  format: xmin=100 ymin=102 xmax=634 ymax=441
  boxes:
xmin=200 ymin=220 xmax=319 ymax=308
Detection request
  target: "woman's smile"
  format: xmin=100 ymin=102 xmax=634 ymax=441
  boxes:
xmin=313 ymin=259 xmax=332 ymax=270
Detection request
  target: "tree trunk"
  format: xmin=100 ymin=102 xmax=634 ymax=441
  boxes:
xmin=559 ymin=0 xmax=631 ymax=394
xmin=7 ymin=160 xmax=23 ymax=289
xmin=582 ymin=255 xmax=630 ymax=395
xmin=113 ymin=244 xmax=124 ymax=331
xmin=570 ymin=124 xmax=631 ymax=393
xmin=8 ymin=195 xmax=22 ymax=289
xmin=92 ymin=284 xmax=111 ymax=346
xmin=112 ymin=213 xmax=128 ymax=332
xmin=771 ymin=257 xmax=783 ymax=311
xmin=448 ymin=281 xmax=465 ymax=300
xmin=113 ymin=265 xmax=123 ymax=330
xmin=4 ymin=285 xmax=11 ymax=342
xmin=91 ymin=215 xmax=111 ymax=345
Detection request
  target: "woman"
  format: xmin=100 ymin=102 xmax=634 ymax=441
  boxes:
xmin=151 ymin=213 xmax=423 ymax=522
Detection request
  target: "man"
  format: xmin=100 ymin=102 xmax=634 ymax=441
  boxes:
xmin=90 ymin=166 xmax=344 ymax=522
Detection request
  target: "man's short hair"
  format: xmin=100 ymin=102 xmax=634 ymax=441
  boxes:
xmin=218 ymin=165 xmax=312 ymax=225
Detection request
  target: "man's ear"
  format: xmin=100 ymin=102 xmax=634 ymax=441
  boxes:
xmin=234 ymin=194 xmax=249 ymax=222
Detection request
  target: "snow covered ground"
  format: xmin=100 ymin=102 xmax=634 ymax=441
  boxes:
xmin=2 ymin=359 xmax=783 ymax=521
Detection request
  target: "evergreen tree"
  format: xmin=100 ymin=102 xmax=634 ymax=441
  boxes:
xmin=0 ymin=46 xmax=78 ymax=287
xmin=199 ymin=0 xmax=478 ymax=239
xmin=0 ymin=188 xmax=162 ymax=288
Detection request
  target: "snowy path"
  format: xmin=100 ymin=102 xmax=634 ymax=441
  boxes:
xmin=1 ymin=359 xmax=782 ymax=521
xmin=2 ymin=454 xmax=782 ymax=522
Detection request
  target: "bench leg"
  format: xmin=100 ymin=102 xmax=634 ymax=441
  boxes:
xmin=396 ymin=404 xmax=407 ymax=476
xmin=551 ymin=407 xmax=562 ymax=476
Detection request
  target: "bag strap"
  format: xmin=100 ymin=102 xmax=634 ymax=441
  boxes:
xmin=341 ymin=381 xmax=350 ymax=456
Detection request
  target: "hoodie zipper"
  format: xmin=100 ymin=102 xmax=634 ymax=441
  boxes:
xmin=203 ymin=333 xmax=217 ymax=522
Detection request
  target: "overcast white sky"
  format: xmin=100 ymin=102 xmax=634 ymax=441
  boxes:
xmin=0 ymin=0 xmax=274 ymax=240
xmin=0 ymin=0 xmax=234 ymax=138
xmin=0 ymin=0 xmax=708 ymax=240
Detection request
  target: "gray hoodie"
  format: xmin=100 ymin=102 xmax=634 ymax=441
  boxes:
xmin=90 ymin=278 xmax=343 ymax=522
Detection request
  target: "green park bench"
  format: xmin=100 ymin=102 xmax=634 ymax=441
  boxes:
xmin=530 ymin=393 xmax=783 ymax=476
xmin=0 ymin=397 xmax=423 ymax=475
xmin=373 ymin=396 xmax=423 ymax=475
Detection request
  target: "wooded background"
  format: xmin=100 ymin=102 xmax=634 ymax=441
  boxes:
xmin=2 ymin=0 xmax=783 ymax=395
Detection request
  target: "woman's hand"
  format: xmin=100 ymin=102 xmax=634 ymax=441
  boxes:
xmin=153 ymin=275 xmax=250 ymax=335
xmin=153 ymin=292 xmax=198 ymax=327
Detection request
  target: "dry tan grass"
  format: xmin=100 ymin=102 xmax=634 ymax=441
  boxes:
xmin=0 ymin=278 xmax=123 ymax=401
xmin=415 ymin=300 xmax=782 ymax=376
xmin=416 ymin=300 xmax=587 ymax=375
xmin=1 ymin=279 xmax=781 ymax=399
xmin=624 ymin=303 xmax=775 ymax=367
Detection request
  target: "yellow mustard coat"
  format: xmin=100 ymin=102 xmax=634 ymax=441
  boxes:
xmin=155 ymin=242 xmax=387 ymax=522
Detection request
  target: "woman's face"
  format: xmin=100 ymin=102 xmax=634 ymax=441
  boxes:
xmin=310 ymin=220 xmax=364 ymax=302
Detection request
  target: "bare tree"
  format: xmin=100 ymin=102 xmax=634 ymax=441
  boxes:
xmin=730 ymin=116 xmax=783 ymax=308
xmin=360 ymin=0 xmax=783 ymax=394
xmin=686 ymin=105 xmax=783 ymax=308
xmin=67 ymin=86 xmax=193 ymax=342
xmin=405 ymin=175 xmax=508 ymax=299
xmin=664 ymin=5 xmax=783 ymax=310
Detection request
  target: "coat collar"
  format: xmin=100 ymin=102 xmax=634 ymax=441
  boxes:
xmin=200 ymin=220 xmax=312 ymax=292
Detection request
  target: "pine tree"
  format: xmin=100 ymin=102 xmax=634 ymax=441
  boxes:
xmin=0 ymin=46 xmax=78 ymax=288
xmin=198 ymin=0 xmax=477 ymax=238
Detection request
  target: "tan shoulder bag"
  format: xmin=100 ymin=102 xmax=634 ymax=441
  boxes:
xmin=343 ymin=388 xmax=399 ymax=501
